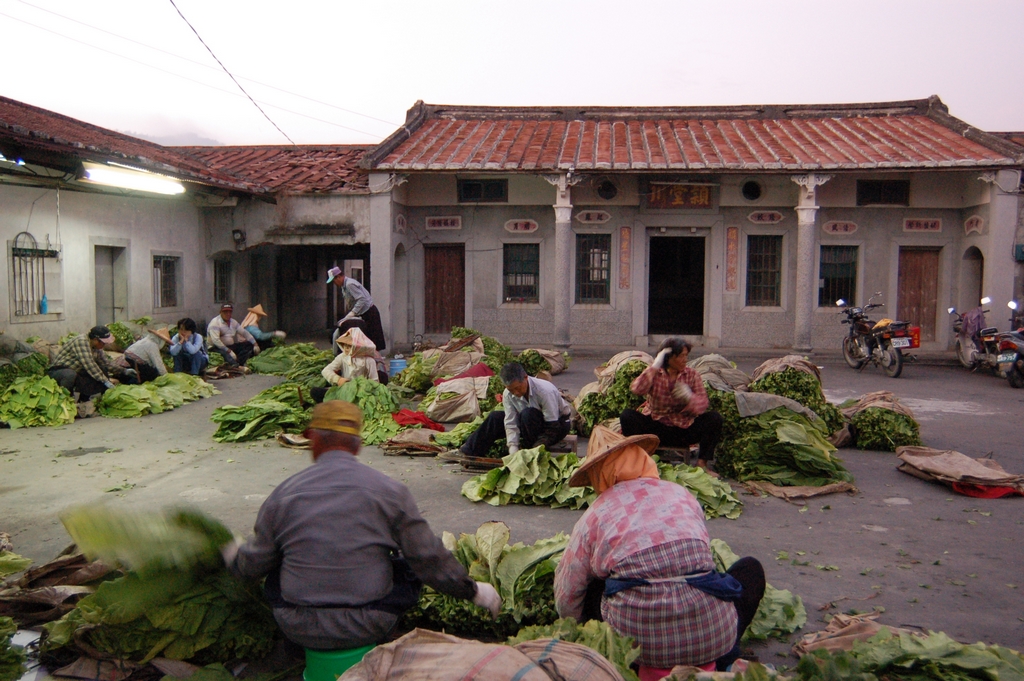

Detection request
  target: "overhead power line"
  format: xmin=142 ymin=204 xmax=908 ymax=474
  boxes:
xmin=13 ymin=0 xmax=400 ymax=129
xmin=0 ymin=9 xmax=384 ymax=139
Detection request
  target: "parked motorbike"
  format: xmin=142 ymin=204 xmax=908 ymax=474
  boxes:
xmin=948 ymin=297 xmax=1002 ymax=373
xmin=997 ymin=300 xmax=1024 ymax=389
xmin=836 ymin=292 xmax=919 ymax=378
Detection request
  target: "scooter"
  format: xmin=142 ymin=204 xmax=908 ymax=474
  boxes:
xmin=997 ymin=300 xmax=1024 ymax=389
xmin=948 ymin=297 xmax=1002 ymax=373
xmin=837 ymin=292 xmax=919 ymax=378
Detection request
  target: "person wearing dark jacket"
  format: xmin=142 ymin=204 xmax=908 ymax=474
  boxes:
xmin=222 ymin=400 xmax=500 ymax=650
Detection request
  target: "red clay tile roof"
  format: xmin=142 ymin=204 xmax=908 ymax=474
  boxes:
xmin=0 ymin=95 xmax=260 ymax=192
xmin=366 ymin=97 xmax=1024 ymax=173
xmin=178 ymin=145 xmax=371 ymax=193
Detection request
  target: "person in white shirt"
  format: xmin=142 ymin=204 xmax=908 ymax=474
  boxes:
xmin=207 ymin=303 xmax=260 ymax=367
xmin=457 ymin=362 xmax=571 ymax=459
xmin=118 ymin=327 xmax=172 ymax=382
xmin=327 ymin=267 xmax=386 ymax=353
xmin=309 ymin=327 xmax=388 ymax=402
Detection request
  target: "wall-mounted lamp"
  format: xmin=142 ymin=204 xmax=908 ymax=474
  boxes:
xmin=81 ymin=161 xmax=185 ymax=195
xmin=231 ymin=229 xmax=247 ymax=251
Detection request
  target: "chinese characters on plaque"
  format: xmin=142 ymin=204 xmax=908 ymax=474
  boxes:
xmin=425 ymin=216 xmax=462 ymax=230
xmin=903 ymin=218 xmax=941 ymax=233
xmin=822 ymin=221 xmax=858 ymax=235
xmin=725 ymin=227 xmax=739 ymax=292
xmin=504 ymin=219 xmax=538 ymax=233
xmin=747 ymin=211 xmax=783 ymax=224
xmin=963 ymin=216 xmax=984 ymax=236
xmin=647 ymin=183 xmax=713 ymax=209
xmin=619 ymin=227 xmax=631 ymax=289
xmin=575 ymin=210 xmax=611 ymax=224
xmin=394 ymin=214 xmax=407 ymax=234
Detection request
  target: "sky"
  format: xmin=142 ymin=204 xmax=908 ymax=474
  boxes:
xmin=3 ymin=0 xmax=1023 ymax=147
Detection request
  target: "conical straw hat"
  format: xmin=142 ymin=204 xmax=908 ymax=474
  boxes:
xmin=567 ymin=425 xmax=659 ymax=488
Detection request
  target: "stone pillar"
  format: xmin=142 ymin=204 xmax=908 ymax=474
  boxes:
xmin=791 ymin=174 xmax=832 ymax=352
xmin=979 ymin=170 xmax=1022 ymax=323
xmin=543 ymin=173 xmax=578 ymax=350
xmin=368 ymin=172 xmax=400 ymax=352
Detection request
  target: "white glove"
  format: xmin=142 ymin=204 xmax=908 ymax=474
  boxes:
xmin=252 ymin=344 xmax=261 ymax=355
xmin=652 ymin=348 xmax=672 ymax=370
xmin=272 ymin=330 xmax=287 ymax=340
xmin=473 ymin=582 xmax=502 ymax=618
xmin=672 ymin=381 xmax=692 ymax=404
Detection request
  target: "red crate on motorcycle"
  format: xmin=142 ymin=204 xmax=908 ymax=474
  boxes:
xmin=908 ymin=326 xmax=921 ymax=349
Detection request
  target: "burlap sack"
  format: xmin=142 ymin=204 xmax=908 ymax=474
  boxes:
xmin=595 ymin=351 xmax=653 ymax=391
xmin=573 ymin=381 xmax=602 ymax=411
xmin=792 ymin=612 xmax=917 ymax=655
xmin=689 ymin=353 xmax=750 ymax=392
xmin=424 ymin=389 xmax=480 ymax=423
xmin=523 ymin=348 xmax=567 ymax=375
xmin=431 ymin=350 xmax=485 ymax=380
xmin=342 ymin=629 xmax=625 ymax=681
xmin=840 ymin=390 xmax=915 ymax=420
xmin=749 ymin=355 xmax=821 ymax=383
xmin=895 ymin=446 xmax=1024 ymax=492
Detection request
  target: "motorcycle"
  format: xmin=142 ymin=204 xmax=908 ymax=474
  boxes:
xmin=997 ymin=300 xmax=1024 ymax=389
xmin=836 ymin=292 xmax=919 ymax=378
xmin=948 ymin=297 xmax=1002 ymax=373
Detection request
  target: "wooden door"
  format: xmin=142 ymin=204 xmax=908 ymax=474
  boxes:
xmin=424 ymin=244 xmax=465 ymax=334
xmin=897 ymin=247 xmax=940 ymax=341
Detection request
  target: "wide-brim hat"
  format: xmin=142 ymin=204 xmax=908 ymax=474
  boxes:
xmin=568 ymin=425 xmax=660 ymax=488
xmin=247 ymin=304 xmax=267 ymax=317
xmin=151 ymin=327 xmax=173 ymax=345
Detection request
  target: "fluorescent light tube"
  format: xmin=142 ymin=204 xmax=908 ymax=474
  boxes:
xmin=82 ymin=162 xmax=185 ymax=195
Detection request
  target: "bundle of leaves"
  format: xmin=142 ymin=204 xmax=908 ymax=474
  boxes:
xmin=706 ymin=387 xmax=743 ymax=443
xmin=324 ymin=377 xmax=399 ymax=418
xmin=462 ymin=446 xmax=595 ymax=510
xmin=0 ymin=365 xmax=19 ymax=394
xmin=794 ymin=629 xmax=1024 ymax=681
xmin=0 ymin=551 xmax=32 ymax=578
xmin=433 ymin=415 xmax=485 ymax=449
xmin=656 ymin=462 xmax=744 ymax=519
xmin=0 ymin=617 xmax=26 ymax=681
xmin=45 ymin=507 xmax=277 ymax=664
xmin=849 ymin=407 xmax=922 ymax=452
xmin=283 ymin=352 xmax=333 ymax=389
xmin=0 ymin=375 xmax=76 ymax=429
xmin=749 ymin=369 xmax=845 ymax=435
xmin=247 ymin=343 xmax=328 ymax=376
xmin=392 ymin=352 xmax=438 ymax=393
xmin=514 ymin=350 xmax=551 ymax=376
xmin=210 ymin=382 xmax=311 ymax=442
xmin=451 ymin=326 xmax=513 ymax=373
xmin=107 ymin=321 xmax=137 ymax=350
xmin=508 ymin=618 xmax=641 ymax=681
xmin=400 ymin=522 xmax=566 ymax=640
xmin=98 ymin=375 xmax=218 ymax=418
xmin=711 ymin=539 xmax=806 ymax=641
xmin=14 ymin=352 xmax=50 ymax=376
xmin=208 ymin=351 xmax=224 ymax=368
xmin=716 ymin=408 xmax=853 ymax=487
xmin=479 ymin=374 xmax=506 ymax=412
xmin=576 ymin=360 xmax=648 ymax=435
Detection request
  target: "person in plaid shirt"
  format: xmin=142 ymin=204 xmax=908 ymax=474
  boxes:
xmin=620 ymin=337 xmax=723 ymax=475
xmin=47 ymin=325 xmax=128 ymax=401
xmin=555 ymin=426 xmax=764 ymax=679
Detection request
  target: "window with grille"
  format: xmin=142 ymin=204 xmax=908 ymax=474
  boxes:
xmin=458 ymin=179 xmax=507 ymax=203
xmin=745 ymin=235 xmax=782 ymax=306
xmin=819 ymin=245 xmax=857 ymax=306
xmin=214 ymin=260 xmax=233 ymax=303
xmin=575 ymin=233 xmax=611 ymax=303
xmin=503 ymin=243 xmax=539 ymax=303
xmin=153 ymin=255 xmax=180 ymax=308
xmin=856 ymin=180 xmax=910 ymax=206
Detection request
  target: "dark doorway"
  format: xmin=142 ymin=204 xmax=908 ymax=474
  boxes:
xmin=424 ymin=244 xmax=465 ymax=333
xmin=648 ymin=236 xmax=705 ymax=335
xmin=94 ymin=246 xmax=127 ymax=327
xmin=897 ymin=247 xmax=940 ymax=342
xmin=275 ymin=245 xmax=370 ymax=334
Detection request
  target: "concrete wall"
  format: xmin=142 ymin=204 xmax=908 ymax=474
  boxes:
xmin=1 ymin=183 xmax=209 ymax=342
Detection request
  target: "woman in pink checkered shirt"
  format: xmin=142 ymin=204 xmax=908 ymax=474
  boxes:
xmin=619 ymin=338 xmax=724 ymax=475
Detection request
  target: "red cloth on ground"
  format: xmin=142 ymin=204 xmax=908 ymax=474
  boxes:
xmin=391 ymin=409 xmax=444 ymax=432
xmin=433 ymin=362 xmax=495 ymax=386
xmin=640 ymin=662 xmax=715 ymax=681
xmin=951 ymin=482 xmax=1022 ymax=498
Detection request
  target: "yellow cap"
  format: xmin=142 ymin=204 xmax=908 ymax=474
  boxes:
xmin=307 ymin=400 xmax=363 ymax=436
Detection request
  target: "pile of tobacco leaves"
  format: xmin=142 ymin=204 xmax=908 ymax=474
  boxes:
xmin=848 ymin=407 xmax=922 ymax=451
xmin=0 ymin=375 xmax=76 ymax=429
xmin=451 ymin=326 xmax=514 ymax=373
xmin=282 ymin=351 xmax=334 ymax=389
xmin=461 ymin=446 xmax=594 ymax=510
xmin=711 ymin=539 xmax=806 ymax=641
xmin=400 ymin=522 xmax=566 ymax=640
xmin=748 ymin=368 xmax=845 ymax=435
xmin=211 ymin=382 xmax=312 ymax=442
xmin=43 ymin=506 xmax=277 ymax=664
xmin=107 ymin=321 xmax=136 ymax=350
xmin=656 ymin=461 xmax=744 ymax=519
xmin=98 ymin=374 xmax=219 ymax=418
xmin=324 ymin=377 xmax=402 ymax=445
xmin=794 ymin=629 xmax=1024 ymax=681
xmin=392 ymin=352 xmax=438 ymax=393
xmin=509 ymin=618 xmax=641 ymax=681
xmin=0 ymin=617 xmax=26 ymax=681
xmin=576 ymin=360 xmax=648 ymax=435
xmin=246 ymin=343 xmax=331 ymax=376
xmin=1 ymin=351 xmax=51 ymax=394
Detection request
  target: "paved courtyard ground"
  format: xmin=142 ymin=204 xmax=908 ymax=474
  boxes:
xmin=2 ymin=348 xmax=1022 ymax=660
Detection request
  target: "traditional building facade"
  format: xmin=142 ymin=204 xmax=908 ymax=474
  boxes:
xmin=362 ymin=97 xmax=1024 ymax=351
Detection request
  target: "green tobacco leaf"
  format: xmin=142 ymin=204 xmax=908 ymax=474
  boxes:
xmin=0 ymin=551 xmax=32 ymax=577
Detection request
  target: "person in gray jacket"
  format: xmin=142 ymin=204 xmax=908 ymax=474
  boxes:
xmin=222 ymin=400 xmax=500 ymax=650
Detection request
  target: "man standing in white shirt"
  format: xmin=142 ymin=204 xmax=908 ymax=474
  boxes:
xmin=327 ymin=266 xmax=386 ymax=352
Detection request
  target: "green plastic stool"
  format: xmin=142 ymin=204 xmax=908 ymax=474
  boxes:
xmin=303 ymin=644 xmax=375 ymax=681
